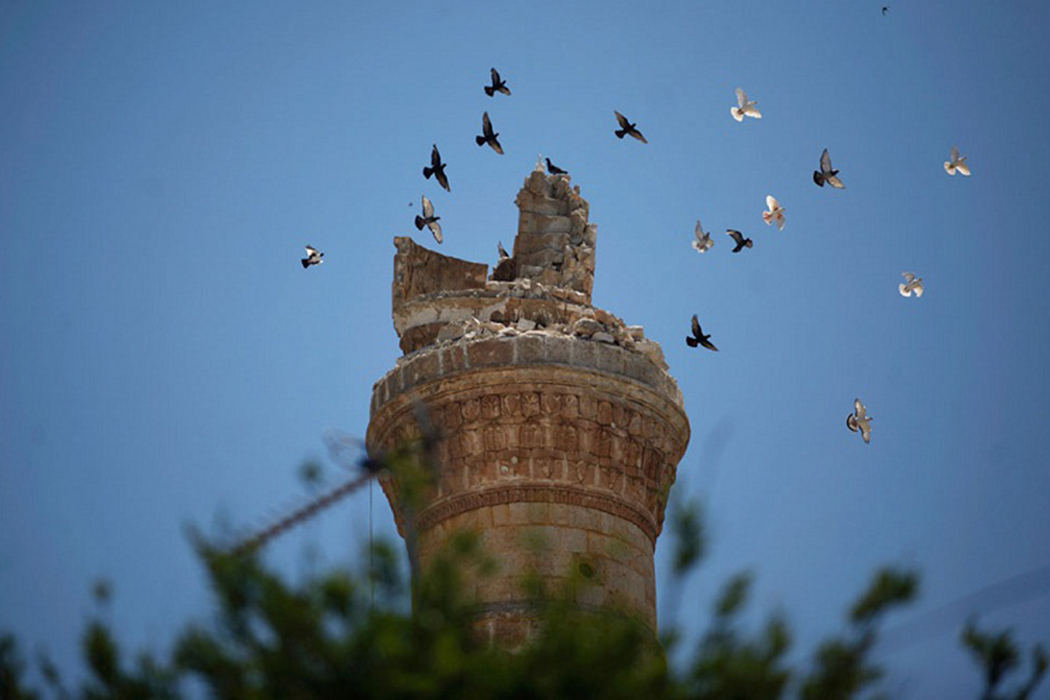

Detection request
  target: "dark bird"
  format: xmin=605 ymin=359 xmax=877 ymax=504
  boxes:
xmin=846 ymin=398 xmax=873 ymax=444
xmin=423 ymin=144 xmax=450 ymax=192
xmin=725 ymin=229 xmax=753 ymax=253
xmin=475 ymin=112 xmax=504 ymax=154
xmin=301 ymin=245 xmax=324 ymax=268
xmin=882 ymin=6 xmax=889 ymax=15
xmin=686 ymin=315 xmax=718 ymax=351
xmin=614 ymin=111 xmax=648 ymax=143
xmin=484 ymin=67 xmax=511 ymax=97
xmin=497 ymin=241 xmax=509 ymax=260
xmin=546 ymin=157 xmax=568 ymax=175
xmin=813 ymin=148 xmax=845 ymax=189
xmin=414 ymin=195 xmax=443 ymax=244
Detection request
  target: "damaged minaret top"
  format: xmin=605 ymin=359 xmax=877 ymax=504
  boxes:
xmin=371 ymin=166 xmax=690 ymax=643
xmin=387 ymin=164 xmax=675 ymax=394
xmin=503 ymin=164 xmax=596 ymax=295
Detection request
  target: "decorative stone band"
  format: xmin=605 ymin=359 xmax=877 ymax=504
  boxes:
xmin=367 ymin=333 xmax=690 ymax=546
xmin=371 ymin=332 xmax=684 ymax=418
xmin=413 ymin=483 xmax=661 ymax=544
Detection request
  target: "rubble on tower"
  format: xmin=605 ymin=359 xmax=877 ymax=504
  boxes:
xmin=387 ymin=169 xmax=672 ymax=376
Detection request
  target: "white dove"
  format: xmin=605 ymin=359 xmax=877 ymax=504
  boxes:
xmin=692 ymin=218 xmax=714 ymax=253
xmin=899 ymin=272 xmax=924 ymax=298
xmin=731 ymin=88 xmax=762 ymax=122
xmin=944 ymin=146 xmax=971 ymax=176
xmin=846 ymin=398 xmax=873 ymax=444
xmin=762 ymin=195 xmax=785 ymax=230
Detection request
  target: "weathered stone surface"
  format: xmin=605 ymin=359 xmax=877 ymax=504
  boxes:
xmin=369 ymin=168 xmax=689 ymax=645
xmin=393 ymin=237 xmax=488 ymax=310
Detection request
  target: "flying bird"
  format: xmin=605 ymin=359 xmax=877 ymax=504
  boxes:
xmin=762 ymin=195 xmax=786 ymax=230
xmin=813 ymin=148 xmax=845 ymax=189
xmin=692 ymin=218 xmax=714 ymax=253
xmin=614 ymin=111 xmax=648 ymax=143
xmin=423 ymin=144 xmax=450 ymax=192
xmin=301 ymin=245 xmax=324 ymax=268
xmin=944 ymin=146 xmax=971 ymax=176
xmin=726 ymin=229 xmax=753 ymax=253
xmin=731 ymin=88 xmax=762 ymax=122
xmin=546 ymin=157 xmax=567 ymax=175
xmin=846 ymin=398 xmax=873 ymax=444
xmin=498 ymin=241 xmax=509 ymax=260
xmin=484 ymin=68 xmax=511 ymax=97
xmin=475 ymin=112 xmax=504 ymax=154
xmin=899 ymin=272 xmax=924 ymax=297
xmin=686 ymin=315 xmax=718 ymax=351
xmin=414 ymin=195 xmax=443 ymax=244
xmin=882 ymin=6 xmax=889 ymax=15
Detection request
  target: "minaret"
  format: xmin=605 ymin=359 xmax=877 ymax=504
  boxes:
xmin=366 ymin=166 xmax=690 ymax=648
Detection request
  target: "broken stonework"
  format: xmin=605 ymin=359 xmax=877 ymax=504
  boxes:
xmin=388 ymin=170 xmax=675 ymax=377
xmin=369 ymin=168 xmax=689 ymax=649
xmin=512 ymin=168 xmax=597 ymax=298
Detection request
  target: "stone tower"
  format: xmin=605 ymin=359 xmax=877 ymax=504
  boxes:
xmin=366 ymin=166 xmax=690 ymax=647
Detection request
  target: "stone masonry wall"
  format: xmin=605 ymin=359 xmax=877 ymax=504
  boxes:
xmin=367 ymin=167 xmax=689 ymax=647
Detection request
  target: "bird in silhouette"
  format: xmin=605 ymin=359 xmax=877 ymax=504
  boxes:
xmin=899 ymin=272 xmax=924 ymax=297
xmin=731 ymin=88 xmax=762 ymax=122
xmin=423 ymin=144 xmax=450 ymax=192
xmin=498 ymin=241 xmax=509 ymax=260
xmin=614 ymin=111 xmax=648 ymax=143
xmin=301 ymin=245 xmax=324 ymax=268
xmin=726 ymin=229 xmax=753 ymax=253
xmin=762 ymin=195 xmax=786 ymax=230
xmin=546 ymin=157 xmax=568 ymax=175
xmin=692 ymin=218 xmax=714 ymax=253
xmin=414 ymin=195 xmax=443 ymax=244
xmin=813 ymin=148 xmax=845 ymax=189
xmin=476 ymin=112 xmax=504 ymax=154
xmin=484 ymin=68 xmax=511 ymax=97
xmin=846 ymin=398 xmax=872 ymax=444
xmin=944 ymin=146 xmax=971 ymax=176
xmin=882 ymin=6 xmax=889 ymax=15
xmin=686 ymin=315 xmax=718 ymax=351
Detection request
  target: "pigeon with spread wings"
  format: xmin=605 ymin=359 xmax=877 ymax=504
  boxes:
xmin=614 ymin=111 xmax=648 ymax=143
xmin=899 ymin=272 xmax=924 ymax=297
xmin=475 ymin=112 xmax=504 ymax=154
xmin=726 ymin=229 xmax=753 ymax=253
xmin=423 ymin=144 xmax=450 ymax=192
xmin=692 ymin=218 xmax=714 ymax=253
xmin=846 ymin=398 xmax=872 ymax=444
xmin=813 ymin=148 xmax=845 ymax=189
xmin=762 ymin=195 xmax=786 ymax=230
xmin=484 ymin=68 xmax=511 ymax=97
xmin=301 ymin=245 xmax=324 ymax=269
xmin=414 ymin=195 xmax=443 ymax=244
xmin=731 ymin=88 xmax=762 ymax=122
xmin=944 ymin=146 xmax=971 ymax=176
xmin=686 ymin=315 xmax=718 ymax=351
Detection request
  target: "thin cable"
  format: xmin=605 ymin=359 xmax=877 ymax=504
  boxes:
xmin=228 ymin=471 xmax=374 ymax=557
xmin=879 ymin=563 xmax=1050 ymax=652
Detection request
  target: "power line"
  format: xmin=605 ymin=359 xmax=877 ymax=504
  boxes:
xmin=879 ymin=564 xmax=1050 ymax=651
xmin=228 ymin=470 xmax=376 ymax=557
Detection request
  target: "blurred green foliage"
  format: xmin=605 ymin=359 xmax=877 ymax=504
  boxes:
xmin=961 ymin=618 xmax=1048 ymax=700
xmin=2 ymin=446 xmax=1044 ymax=699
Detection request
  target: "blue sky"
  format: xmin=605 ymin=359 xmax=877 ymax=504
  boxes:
xmin=2 ymin=1 xmax=1049 ymax=695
